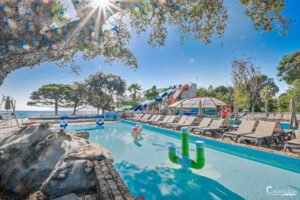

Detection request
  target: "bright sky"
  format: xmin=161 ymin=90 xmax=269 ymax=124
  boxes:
xmin=0 ymin=0 xmax=300 ymax=111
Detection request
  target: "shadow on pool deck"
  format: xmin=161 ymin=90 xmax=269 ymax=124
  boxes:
xmin=115 ymin=160 xmax=244 ymax=200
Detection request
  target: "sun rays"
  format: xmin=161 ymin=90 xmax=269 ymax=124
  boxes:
xmin=63 ymin=0 xmax=125 ymax=48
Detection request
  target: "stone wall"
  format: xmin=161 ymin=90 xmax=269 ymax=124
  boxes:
xmin=93 ymin=160 xmax=134 ymax=200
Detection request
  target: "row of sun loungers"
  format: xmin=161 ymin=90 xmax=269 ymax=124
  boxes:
xmin=129 ymin=114 xmax=299 ymax=153
xmin=244 ymin=113 xmax=300 ymax=122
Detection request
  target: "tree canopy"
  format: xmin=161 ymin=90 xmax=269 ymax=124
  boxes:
xmin=277 ymin=50 xmax=300 ymax=84
xmin=65 ymin=82 xmax=87 ymax=115
xmin=232 ymin=58 xmax=279 ymax=111
xmin=85 ymin=72 xmax=126 ymax=114
xmin=27 ymin=84 xmax=71 ymax=115
xmin=0 ymin=0 xmax=294 ymax=85
xmin=128 ymin=83 xmax=142 ymax=106
xmin=145 ymin=85 xmax=159 ymax=100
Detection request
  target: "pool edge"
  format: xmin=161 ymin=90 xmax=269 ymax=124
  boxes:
xmin=121 ymin=119 xmax=300 ymax=174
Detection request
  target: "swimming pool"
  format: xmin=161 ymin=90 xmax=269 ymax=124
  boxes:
xmin=67 ymin=121 xmax=300 ymax=200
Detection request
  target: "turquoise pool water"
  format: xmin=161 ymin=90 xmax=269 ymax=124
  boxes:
xmin=67 ymin=122 xmax=300 ymax=200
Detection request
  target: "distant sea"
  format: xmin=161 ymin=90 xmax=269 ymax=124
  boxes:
xmin=0 ymin=110 xmax=97 ymax=119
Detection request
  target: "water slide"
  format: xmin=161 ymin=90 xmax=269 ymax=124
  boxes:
xmin=168 ymin=84 xmax=190 ymax=106
xmin=134 ymin=85 xmax=178 ymax=112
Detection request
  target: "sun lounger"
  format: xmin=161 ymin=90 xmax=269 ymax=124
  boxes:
xmin=284 ymin=137 xmax=300 ymax=152
xmin=239 ymin=121 xmax=280 ymax=145
xmin=267 ymin=113 xmax=275 ymax=120
xmin=152 ymin=115 xmax=171 ymax=126
xmin=258 ymin=113 xmax=268 ymax=120
xmin=194 ymin=119 xmax=225 ymax=136
xmin=187 ymin=118 xmax=212 ymax=132
xmin=296 ymin=114 xmax=300 ymax=121
xmin=160 ymin=115 xmax=178 ymax=127
xmin=137 ymin=114 xmax=151 ymax=122
xmin=130 ymin=114 xmax=143 ymax=121
xmin=222 ymin=120 xmax=257 ymax=142
xmin=165 ymin=115 xmax=188 ymax=128
xmin=282 ymin=114 xmax=290 ymax=121
xmin=169 ymin=116 xmax=196 ymax=130
xmin=141 ymin=115 xmax=157 ymax=123
xmin=274 ymin=113 xmax=283 ymax=121
xmin=146 ymin=115 xmax=162 ymax=124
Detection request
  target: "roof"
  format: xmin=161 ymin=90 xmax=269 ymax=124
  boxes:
xmin=168 ymin=97 xmax=227 ymax=109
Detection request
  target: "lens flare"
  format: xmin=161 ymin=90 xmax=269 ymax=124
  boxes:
xmin=93 ymin=0 xmax=111 ymax=8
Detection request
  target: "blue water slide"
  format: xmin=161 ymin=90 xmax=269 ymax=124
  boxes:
xmin=133 ymin=85 xmax=178 ymax=111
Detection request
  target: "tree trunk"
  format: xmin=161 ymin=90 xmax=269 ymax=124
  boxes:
xmin=265 ymin=101 xmax=268 ymax=114
xmin=54 ymin=100 xmax=58 ymax=116
xmin=97 ymin=107 xmax=100 ymax=115
xmin=72 ymin=104 xmax=77 ymax=115
xmin=133 ymin=92 xmax=136 ymax=104
xmin=102 ymin=108 xmax=105 ymax=115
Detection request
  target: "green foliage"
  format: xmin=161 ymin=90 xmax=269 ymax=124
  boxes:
xmin=27 ymin=84 xmax=71 ymax=115
xmin=65 ymin=82 xmax=87 ymax=115
xmin=0 ymin=0 xmax=294 ymax=86
xmin=277 ymin=93 xmax=290 ymax=112
xmin=232 ymin=58 xmax=279 ymax=111
xmin=277 ymin=50 xmax=300 ymax=84
xmin=145 ymin=85 xmax=159 ymax=100
xmin=288 ymin=79 xmax=300 ymax=100
xmin=123 ymin=100 xmax=140 ymax=107
xmin=85 ymin=72 xmax=126 ymax=114
xmin=128 ymin=83 xmax=142 ymax=105
xmin=197 ymin=85 xmax=235 ymax=106
xmin=259 ymin=84 xmax=279 ymax=112
xmin=240 ymin=0 xmax=293 ymax=35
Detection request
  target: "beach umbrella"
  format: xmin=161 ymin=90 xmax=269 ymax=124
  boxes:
xmin=4 ymin=96 xmax=11 ymax=110
xmin=198 ymin=100 xmax=203 ymax=116
xmin=234 ymin=102 xmax=239 ymax=125
xmin=290 ymin=97 xmax=298 ymax=130
xmin=180 ymin=102 xmax=183 ymax=116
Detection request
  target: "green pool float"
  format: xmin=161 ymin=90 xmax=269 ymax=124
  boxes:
xmin=168 ymin=127 xmax=205 ymax=171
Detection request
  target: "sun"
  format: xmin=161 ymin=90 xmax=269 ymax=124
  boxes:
xmin=92 ymin=0 xmax=111 ymax=8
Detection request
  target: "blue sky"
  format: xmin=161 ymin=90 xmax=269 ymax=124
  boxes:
xmin=1 ymin=0 xmax=300 ymax=110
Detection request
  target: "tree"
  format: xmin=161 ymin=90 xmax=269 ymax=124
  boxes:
xmin=145 ymin=86 xmax=159 ymax=100
xmin=259 ymin=85 xmax=279 ymax=113
xmin=85 ymin=72 xmax=126 ymax=114
xmin=197 ymin=85 xmax=235 ymax=106
xmin=197 ymin=87 xmax=213 ymax=97
xmin=27 ymin=84 xmax=71 ymax=115
xmin=0 ymin=0 xmax=293 ymax=86
xmin=128 ymin=83 xmax=142 ymax=106
xmin=65 ymin=82 xmax=87 ymax=115
xmin=277 ymin=50 xmax=300 ymax=84
xmin=277 ymin=93 xmax=290 ymax=113
xmin=232 ymin=59 xmax=279 ymax=111
xmin=214 ymin=86 xmax=235 ymax=106
xmin=288 ymin=79 xmax=300 ymax=99
xmin=232 ymin=58 xmax=260 ymax=110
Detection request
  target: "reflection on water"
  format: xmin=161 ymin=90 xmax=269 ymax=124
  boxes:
xmin=67 ymin=122 xmax=300 ymax=199
xmin=116 ymin=161 xmax=243 ymax=200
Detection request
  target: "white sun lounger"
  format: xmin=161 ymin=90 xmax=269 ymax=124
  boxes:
xmin=188 ymin=118 xmax=212 ymax=132
xmin=170 ymin=116 xmax=196 ymax=130
xmin=165 ymin=115 xmax=188 ymax=128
